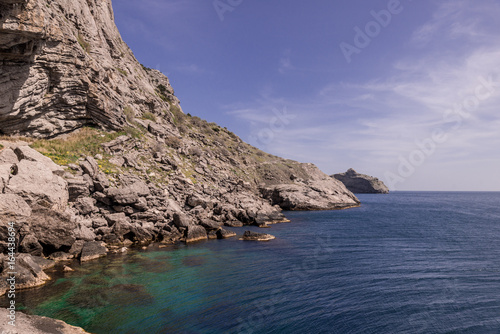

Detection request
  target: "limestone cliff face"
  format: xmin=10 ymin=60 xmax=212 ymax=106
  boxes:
xmin=0 ymin=0 xmax=178 ymax=137
xmin=333 ymin=169 xmax=389 ymax=194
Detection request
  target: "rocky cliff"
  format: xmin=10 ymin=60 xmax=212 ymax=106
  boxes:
xmin=0 ymin=0 xmax=178 ymax=137
xmin=332 ymin=168 xmax=389 ymax=194
xmin=0 ymin=0 xmax=359 ymax=296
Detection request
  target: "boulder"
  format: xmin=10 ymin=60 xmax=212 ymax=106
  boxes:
xmin=75 ymin=197 xmax=99 ymax=215
xmin=186 ymin=225 xmax=208 ymax=243
xmin=0 ymin=194 xmax=32 ymax=217
xmin=92 ymin=217 xmax=108 ymax=229
xmin=0 ymin=147 xmax=18 ymax=164
xmin=79 ymin=156 xmax=99 ymax=178
xmin=104 ymin=212 xmax=129 ymax=227
xmin=68 ymin=240 xmax=86 ymax=257
xmin=199 ymin=219 xmax=222 ymax=230
xmin=240 ymin=231 xmax=275 ymax=241
xmin=107 ymin=186 xmax=139 ymax=205
xmin=332 ymin=168 xmax=390 ymax=194
xmin=0 ymin=164 xmax=12 ymax=192
xmin=67 ymin=177 xmax=91 ymax=202
xmin=74 ymin=197 xmax=98 ymax=215
xmin=173 ymin=212 xmax=193 ymax=229
xmin=80 ymin=241 xmax=108 ymax=262
xmin=217 ymin=228 xmax=237 ymax=239
xmin=19 ymin=234 xmax=44 ymax=256
xmin=29 ymin=207 xmax=76 ymax=252
xmin=93 ymin=172 xmax=110 ymax=192
xmin=224 ymin=221 xmax=244 ymax=228
xmin=74 ymin=224 xmax=96 ymax=241
xmin=5 ymin=160 xmax=68 ymax=211
xmin=14 ymin=146 xmax=64 ymax=175
xmin=0 ymin=309 xmax=90 ymax=333
xmin=0 ymin=254 xmax=54 ymax=295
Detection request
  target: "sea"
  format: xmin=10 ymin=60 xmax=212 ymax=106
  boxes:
xmin=3 ymin=192 xmax=500 ymax=334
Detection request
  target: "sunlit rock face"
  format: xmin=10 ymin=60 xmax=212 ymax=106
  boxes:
xmin=0 ymin=0 xmax=179 ymax=138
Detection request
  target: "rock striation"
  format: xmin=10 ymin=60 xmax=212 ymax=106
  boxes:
xmin=332 ymin=168 xmax=389 ymax=194
xmin=0 ymin=0 xmax=179 ymax=137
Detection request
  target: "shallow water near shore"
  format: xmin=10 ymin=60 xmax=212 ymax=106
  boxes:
xmin=3 ymin=192 xmax=500 ymax=333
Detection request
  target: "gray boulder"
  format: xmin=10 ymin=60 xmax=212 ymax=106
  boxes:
xmin=107 ymin=186 xmax=139 ymax=205
xmin=0 ymin=194 xmax=32 ymax=217
xmin=29 ymin=208 xmax=76 ymax=252
xmin=5 ymin=160 xmax=68 ymax=211
xmin=0 ymin=163 xmax=12 ymax=193
xmin=173 ymin=212 xmax=193 ymax=229
xmin=0 ymin=308 xmax=90 ymax=333
xmin=14 ymin=146 xmax=64 ymax=175
xmin=19 ymin=234 xmax=44 ymax=256
xmin=0 ymin=254 xmax=54 ymax=295
xmin=74 ymin=224 xmax=96 ymax=241
xmin=186 ymin=225 xmax=208 ymax=243
xmin=80 ymin=241 xmax=108 ymax=262
xmin=217 ymin=228 xmax=236 ymax=239
xmin=0 ymin=147 xmax=18 ymax=164
xmin=74 ymin=197 xmax=98 ymax=215
xmin=240 ymin=231 xmax=275 ymax=241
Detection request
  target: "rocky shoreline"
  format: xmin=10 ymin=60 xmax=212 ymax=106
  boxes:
xmin=1 ymin=0 xmax=361 ymax=330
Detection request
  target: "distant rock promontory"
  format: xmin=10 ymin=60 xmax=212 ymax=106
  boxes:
xmin=332 ymin=169 xmax=389 ymax=194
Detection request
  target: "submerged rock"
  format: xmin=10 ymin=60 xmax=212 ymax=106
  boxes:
xmin=80 ymin=241 xmax=108 ymax=262
xmin=332 ymin=169 xmax=389 ymax=194
xmin=240 ymin=231 xmax=275 ymax=241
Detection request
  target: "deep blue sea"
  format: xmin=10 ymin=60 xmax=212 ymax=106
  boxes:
xmin=5 ymin=192 xmax=500 ymax=333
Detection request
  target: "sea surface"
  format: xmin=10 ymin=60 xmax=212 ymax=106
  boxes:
xmin=3 ymin=192 xmax=500 ymax=333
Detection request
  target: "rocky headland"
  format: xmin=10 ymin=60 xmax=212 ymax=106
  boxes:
xmin=0 ymin=0 xmax=360 ymax=306
xmin=332 ymin=169 xmax=389 ymax=194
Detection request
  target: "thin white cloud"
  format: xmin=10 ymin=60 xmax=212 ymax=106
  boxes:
xmin=278 ymin=49 xmax=294 ymax=74
xmin=224 ymin=0 xmax=500 ymax=190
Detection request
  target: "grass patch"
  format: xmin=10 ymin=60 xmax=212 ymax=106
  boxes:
xmin=169 ymin=105 xmax=185 ymax=126
xmin=77 ymin=33 xmax=91 ymax=53
xmin=31 ymin=127 xmax=124 ymax=166
xmin=116 ymin=68 xmax=128 ymax=76
xmin=123 ymin=126 xmax=144 ymax=139
xmin=142 ymin=112 xmax=156 ymax=122
xmin=124 ymin=106 xmax=135 ymax=123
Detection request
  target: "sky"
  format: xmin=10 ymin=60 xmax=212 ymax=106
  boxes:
xmin=113 ymin=0 xmax=500 ymax=191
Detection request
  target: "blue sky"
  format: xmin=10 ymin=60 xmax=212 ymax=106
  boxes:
xmin=113 ymin=0 xmax=500 ymax=191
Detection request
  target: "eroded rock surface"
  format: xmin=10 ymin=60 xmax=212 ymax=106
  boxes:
xmin=0 ymin=0 xmax=179 ymax=137
xmin=0 ymin=308 xmax=89 ymax=334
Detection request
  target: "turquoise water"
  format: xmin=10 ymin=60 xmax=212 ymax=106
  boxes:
xmin=4 ymin=192 xmax=500 ymax=333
